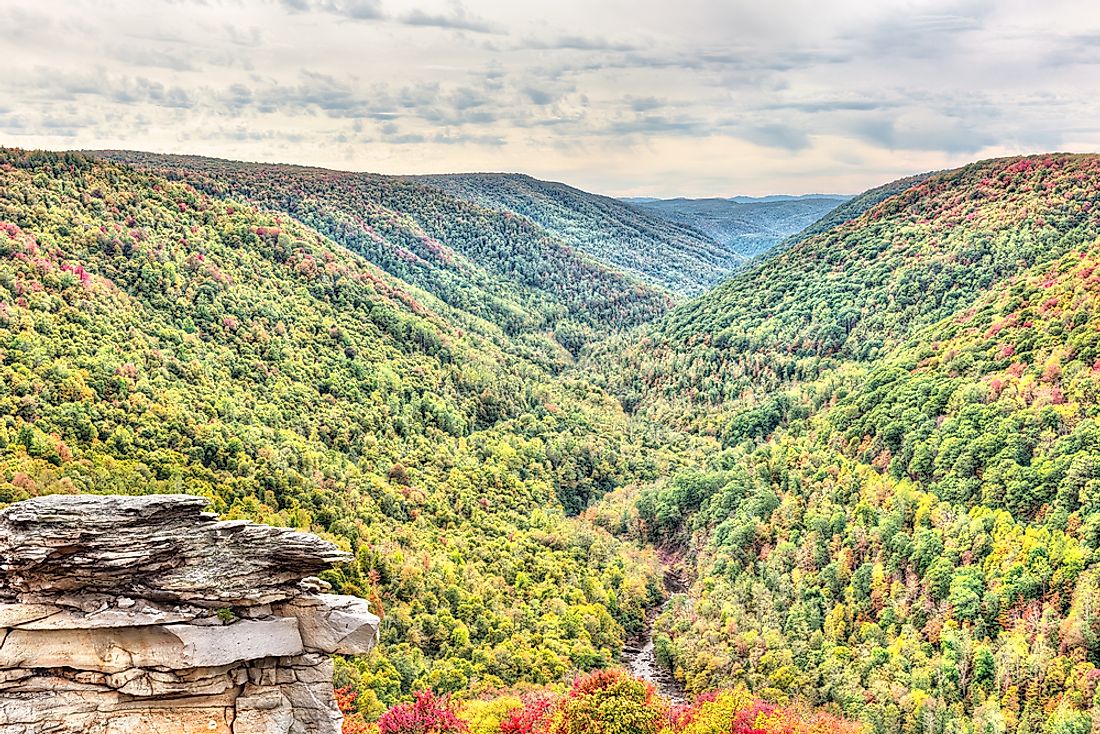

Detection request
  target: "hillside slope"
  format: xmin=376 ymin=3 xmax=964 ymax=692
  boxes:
xmin=0 ymin=148 xmax=669 ymax=714
xmin=623 ymin=239 xmax=1100 ymax=734
xmin=769 ymin=171 xmax=935 ymax=256
xmin=581 ymin=154 xmax=1100 ymax=734
xmin=97 ymin=152 xmax=672 ymax=358
xmin=629 ymin=195 xmax=848 ymax=259
xmin=12 ymin=145 xmax=1100 ymax=734
xmin=417 ymin=173 xmax=738 ymax=295
xmin=590 ymin=155 xmax=1100 ymax=435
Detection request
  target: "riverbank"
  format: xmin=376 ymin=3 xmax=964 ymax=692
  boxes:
xmin=621 ymin=564 xmax=688 ymax=704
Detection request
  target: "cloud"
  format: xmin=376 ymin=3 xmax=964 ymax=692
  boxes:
xmin=842 ymin=109 xmax=1001 ymax=154
xmin=842 ymin=1 xmax=992 ymax=60
xmin=281 ymin=0 xmax=384 ymax=20
xmin=605 ymin=115 xmax=706 ymax=137
xmin=223 ymin=25 xmax=265 ymax=48
xmin=400 ymin=2 xmax=500 ymax=34
xmin=763 ymin=97 xmax=902 ymax=114
xmin=738 ymin=123 xmax=811 ymax=151
xmin=9 ymin=70 xmax=195 ymax=110
xmin=4 ymin=0 xmax=1100 ymax=196
xmin=280 ymin=0 xmax=500 ymax=31
xmin=104 ymin=45 xmax=198 ymax=72
xmin=524 ymin=87 xmax=556 ymax=105
xmin=431 ymin=131 xmax=505 ymax=146
xmin=388 ymin=132 xmax=429 ymax=144
xmin=217 ymin=71 xmax=370 ymax=117
xmin=0 ymin=5 xmax=56 ymax=37
xmin=192 ymin=126 xmax=308 ymax=144
xmin=449 ymin=86 xmax=490 ymax=110
xmin=520 ymin=35 xmax=639 ymax=52
xmin=201 ymin=73 xmax=508 ymax=128
xmin=1043 ymin=33 xmax=1100 ymax=67
xmin=111 ymin=78 xmax=195 ymax=109
xmin=626 ymin=96 xmax=663 ymax=112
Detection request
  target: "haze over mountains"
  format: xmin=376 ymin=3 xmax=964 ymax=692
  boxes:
xmin=627 ymin=194 xmax=851 ymax=259
xmin=4 ymin=146 xmax=1100 ymax=734
xmin=414 ymin=173 xmax=740 ymax=295
xmin=100 ymin=154 xmax=850 ymax=300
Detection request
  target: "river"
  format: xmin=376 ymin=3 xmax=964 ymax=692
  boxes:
xmin=620 ymin=569 xmax=687 ymax=704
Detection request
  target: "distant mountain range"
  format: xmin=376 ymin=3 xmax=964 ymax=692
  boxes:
xmin=622 ymin=193 xmax=850 ymax=204
xmin=416 ymin=173 xmax=744 ymax=295
xmin=415 ymin=175 xmax=854 ymax=295
xmin=624 ymin=194 xmax=851 ymax=259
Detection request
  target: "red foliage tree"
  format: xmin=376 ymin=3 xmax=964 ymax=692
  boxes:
xmin=376 ymin=690 xmax=468 ymax=734
xmin=500 ymin=696 xmax=555 ymax=734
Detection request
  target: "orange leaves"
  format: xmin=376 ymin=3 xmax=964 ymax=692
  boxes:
xmin=335 ymin=686 xmax=372 ymax=734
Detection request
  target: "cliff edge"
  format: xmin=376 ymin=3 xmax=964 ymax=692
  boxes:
xmin=0 ymin=494 xmax=379 ymax=734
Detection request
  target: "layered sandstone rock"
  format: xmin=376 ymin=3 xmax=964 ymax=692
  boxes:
xmin=0 ymin=494 xmax=380 ymax=734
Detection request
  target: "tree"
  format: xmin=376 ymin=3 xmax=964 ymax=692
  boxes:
xmin=548 ymin=670 xmax=665 ymax=734
xmin=376 ymin=690 xmax=467 ymax=734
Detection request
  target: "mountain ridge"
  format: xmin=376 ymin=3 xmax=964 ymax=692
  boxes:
xmin=588 ymin=153 xmax=1100 ymax=433
xmin=414 ymin=171 xmax=745 ymax=295
xmin=96 ymin=150 xmax=674 ymax=359
xmin=628 ymin=195 xmax=852 ymax=259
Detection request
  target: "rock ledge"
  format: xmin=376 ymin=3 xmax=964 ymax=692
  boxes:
xmin=0 ymin=494 xmax=379 ymax=734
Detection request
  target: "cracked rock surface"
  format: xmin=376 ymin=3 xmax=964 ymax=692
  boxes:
xmin=0 ymin=494 xmax=380 ymax=734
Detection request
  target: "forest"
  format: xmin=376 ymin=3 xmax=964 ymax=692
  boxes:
xmin=415 ymin=172 xmax=738 ymax=296
xmin=3 ymin=148 xmax=1100 ymax=734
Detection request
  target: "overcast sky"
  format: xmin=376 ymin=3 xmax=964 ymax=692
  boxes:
xmin=1 ymin=0 xmax=1099 ymax=196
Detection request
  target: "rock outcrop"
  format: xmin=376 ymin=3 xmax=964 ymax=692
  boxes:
xmin=0 ymin=494 xmax=380 ymax=734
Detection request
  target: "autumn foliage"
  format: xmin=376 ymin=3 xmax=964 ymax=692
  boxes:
xmin=548 ymin=669 xmax=666 ymax=734
xmin=370 ymin=675 xmax=859 ymax=734
xmin=375 ymin=690 xmax=468 ymax=734
xmin=499 ymin=696 xmax=555 ymax=734
xmin=335 ymin=686 xmax=371 ymax=734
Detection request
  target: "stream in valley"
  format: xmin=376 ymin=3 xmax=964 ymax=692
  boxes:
xmin=620 ymin=568 xmax=687 ymax=704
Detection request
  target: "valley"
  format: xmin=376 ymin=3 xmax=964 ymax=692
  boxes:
xmin=625 ymin=194 xmax=849 ymax=259
xmin=622 ymin=561 xmax=690 ymax=704
xmin=3 ymin=148 xmax=1100 ymax=734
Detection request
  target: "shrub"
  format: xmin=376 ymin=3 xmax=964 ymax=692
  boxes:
xmin=335 ymin=686 xmax=371 ymax=734
xmin=377 ymin=690 xmax=468 ymax=734
xmin=547 ymin=669 xmax=665 ymax=734
xmin=499 ymin=695 xmax=556 ymax=734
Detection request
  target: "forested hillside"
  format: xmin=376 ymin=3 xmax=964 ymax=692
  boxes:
xmin=0 ymin=148 xmax=678 ymax=716
xmin=98 ymin=152 xmax=672 ymax=359
xmin=583 ymin=154 xmax=1100 ymax=734
xmin=769 ymin=172 xmax=935 ymax=255
xmin=417 ymin=173 xmax=737 ymax=295
xmin=590 ymin=155 xmax=1100 ymax=437
xmin=6 ymin=145 xmax=1100 ymax=734
xmin=613 ymin=242 xmax=1100 ymax=734
xmin=628 ymin=195 xmax=848 ymax=259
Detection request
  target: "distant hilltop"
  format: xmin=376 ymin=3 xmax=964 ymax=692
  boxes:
xmin=621 ymin=193 xmax=850 ymax=204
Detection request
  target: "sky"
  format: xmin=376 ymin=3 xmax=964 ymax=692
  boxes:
xmin=1 ymin=0 xmax=1099 ymax=197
